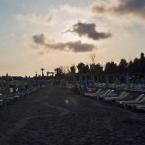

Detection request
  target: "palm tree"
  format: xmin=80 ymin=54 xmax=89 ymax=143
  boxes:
xmin=35 ymin=72 xmax=38 ymax=78
xmin=41 ymin=68 xmax=45 ymax=77
xmin=46 ymin=71 xmax=49 ymax=77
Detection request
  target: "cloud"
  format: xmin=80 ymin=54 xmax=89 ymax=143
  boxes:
xmin=37 ymin=51 xmax=44 ymax=55
xmin=46 ymin=41 xmax=95 ymax=52
xmin=16 ymin=13 xmax=53 ymax=25
xmin=92 ymin=0 xmax=145 ymax=20
xmin=33 ymin=33 xmax=45 ymax=45
xmin=92 ymin=5 xmax=108 ymax=14
xmin=59 ymin=4 xmax=91 ymax=16
xmin=92 ymin=6 xmax=107 ymax=13
xmin=32 ymin=34 xmax=95 ymax=53
xmin=114 ymin=0 xmax=145 ymax=19
xmin=66 ymin=22 xmax=111 ymax=40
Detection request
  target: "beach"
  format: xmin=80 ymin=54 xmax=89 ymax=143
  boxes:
xmin=0 ymin=85 xmax=145 ymax=145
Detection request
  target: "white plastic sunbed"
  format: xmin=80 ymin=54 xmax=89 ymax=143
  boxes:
xmin=127 ymin=96 xmax=145 ymax=107
xmin=98 ymin=89 xmax=111 ymax=99
xmin=117 ymin=94 xmax=145 ymax=105
xmin=100 ymin=90 xmax=116 ymax=99
xmin=135 ymin=104 xmax=145 ymax=111
xmin=84 ymin=89 xmax=102 ymax=97
xmin=104 ymin=91 xmax=129 ymax=101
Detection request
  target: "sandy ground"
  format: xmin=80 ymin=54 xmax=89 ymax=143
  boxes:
xmin=0 ymin=86 xmax=145 ymax=145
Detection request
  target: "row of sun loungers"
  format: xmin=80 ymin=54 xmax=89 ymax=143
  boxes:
xmin=0 ymin=81 xmax=45 ymax=107
xmin=73 ymin=85 xmax=145 ymax=112
xmin=0 ymin=90 xmax=31 ymax=107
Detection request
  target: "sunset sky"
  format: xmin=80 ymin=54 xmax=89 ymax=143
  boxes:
xmin=0 ymin=0 xmax=145 ymax=76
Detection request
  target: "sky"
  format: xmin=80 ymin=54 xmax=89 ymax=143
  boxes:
xmin=0 ymin=0 xmax=145 ymax=76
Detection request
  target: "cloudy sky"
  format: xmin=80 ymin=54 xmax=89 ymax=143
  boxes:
xmin=0 ymin=0 xmax=145 ymax=76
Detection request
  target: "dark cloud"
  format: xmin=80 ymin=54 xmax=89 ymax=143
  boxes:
xmin=92 ymin=0 xmax=145 ymax=19
xmin=46 ymin=41 xmax=94 ymax=52
xmin=32 ymin=34 xmax=95 ymax=53
xmin=114 ymin=0 xmax=145 ymax=18
xmin=33 ymin=33 xmax=45 ymax=44
xmin=67 ymin=22 xmax=111 ymax=40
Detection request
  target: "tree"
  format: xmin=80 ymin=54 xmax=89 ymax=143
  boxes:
xmin=128 ymin=61 xmax=134 ymax=74
xmin=46 ymin=71 xmax=50 ymax=77
xmin=139 ymin=52 xmax=145 ymax=73
xmin=90 ymin=63 xmax=103 ymax=74
xmin=41 ymin=68 xmax=45 ymax=77
xmin=140 ymin=52 xmax=145 ymax=60
xmin=128 ymin=53 xmax=145 ymax=74
xmin=54 ymin=67 xmax=63 ymax=76
xmin=105 ymin=62 xmax=118 ymax=74
xmin=118 ymin=59 xmax=128 ymax=74
xmin=70 ymin=65 xmax=76 ymax=74
xmin=94 ymin=64 xmax=103 ymax=74
xmin=133 ymin=58 xmax=140 ymax=73
xmin=77 ymin=63 xmax=89 ymax=74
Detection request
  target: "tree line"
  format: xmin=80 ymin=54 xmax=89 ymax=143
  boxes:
xmin=54 ymin=52 xmax=145 ymax=78
xmin=54 ymin=53 xmax=145 ymax=76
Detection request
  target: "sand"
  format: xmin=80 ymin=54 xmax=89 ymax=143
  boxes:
xmin=0 ymin=86 xmax=145 ymax=145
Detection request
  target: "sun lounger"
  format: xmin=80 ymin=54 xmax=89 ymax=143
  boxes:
xmin=4 ymin=95 xmax=15 ymax=104
xmin=117 ymin=94 xmax=144 ymax=105
xmin=99 ymin=89 xmax=111 ymax=99
xmin=0 ymin=99 xmax=3 ymax=106
xmin=104 ymin=91 xmax=129 ymax=101
xmin=127 ymin=96 xmax=145 ymax=108
xmin=84 ymin=89 xmax=102 ymax=97
xmin=0 ymin=96 xmax=3 ymax=106
xmin=100 ymin=90 xmax=117 ymax=99
xmin=95 ymin=89 xmax=110 ymax=99
xmin=13 ymin=95 xmax=21 ymax=100
xmin=0 ymin=94 xmax=4 ymax=106
xmin=134 ymin=104 xmax=145 ymax=111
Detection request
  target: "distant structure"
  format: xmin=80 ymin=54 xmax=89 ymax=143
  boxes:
xmin=46 ymin=71 xmax=54 ymax=77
